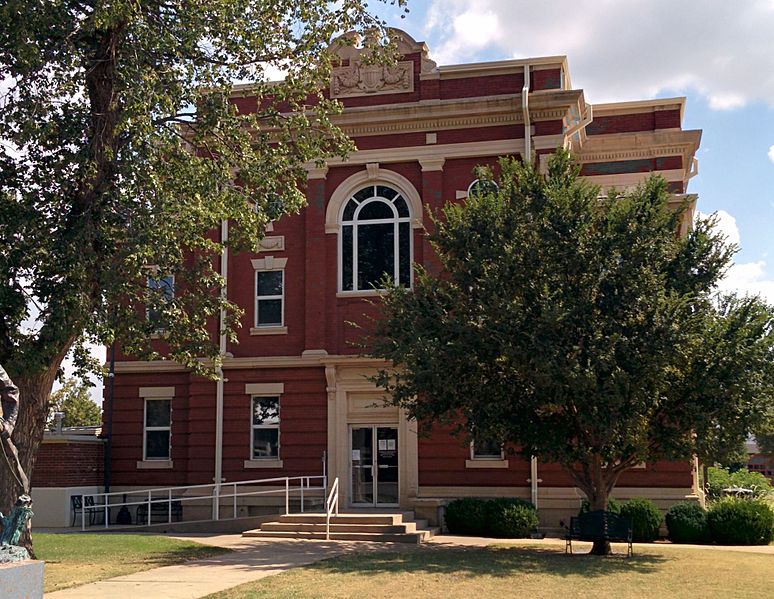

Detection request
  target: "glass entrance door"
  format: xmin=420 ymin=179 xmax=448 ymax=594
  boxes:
xmin=350 ymin=426 xmax=399 ymax=506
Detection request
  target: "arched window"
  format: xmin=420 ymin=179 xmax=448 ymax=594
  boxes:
xmin=467 ymin=178 xmax=499 ymax=197
xmin=340 ymin=184 xmax=412 ymax=291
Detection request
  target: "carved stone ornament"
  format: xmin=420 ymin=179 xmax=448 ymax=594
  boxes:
xmin=331 ymin=61 xmax=414 ymax=98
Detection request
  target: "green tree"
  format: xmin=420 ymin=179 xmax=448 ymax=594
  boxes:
xmin=370 ymin=150 xmax=774 ymax=554
xmin=754 ymin=431 xmax=774 ymax=457
xmin=0 ymin=0 xmax=405 ymax=539
xmin=47 ymin=379 xmax=102 ymax=428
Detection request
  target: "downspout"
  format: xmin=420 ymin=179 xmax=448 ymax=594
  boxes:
xmin=522 ymin=65 xmax=532 ymax=162
xmin=563 ymin=104 xmax=594 ymax=145
xmin=530 ymin=456 xmax=540 ymax=509
xmin=103 ymin=341 xmax=116 ymax=494
xmin=213 ymin=218 xmax=228 ymax=520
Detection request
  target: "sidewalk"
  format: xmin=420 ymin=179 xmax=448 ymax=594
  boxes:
xmin=45 ymin=534 xmax=410 ymax=599
xmin=45 ymin=533 xmax=774 ymax=598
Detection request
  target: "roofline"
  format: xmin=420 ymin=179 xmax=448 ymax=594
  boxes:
xmin=438 ymin=55 xmax=568 ymax=74
xmin=592 ymin=97 xmax=687 ymax=122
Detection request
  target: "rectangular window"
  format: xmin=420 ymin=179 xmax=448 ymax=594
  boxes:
xmin=252 ymin=396 xmax=280 ymax=459
xmin=147 ymin=274 xmax=175 ymax=326
xmin=255 ymin=270 xmax=283 ymax=327
xmin=471 ymin=439 xmax=504 ymax=460
xmin=144 ymin=398 xmax=171 ymax=460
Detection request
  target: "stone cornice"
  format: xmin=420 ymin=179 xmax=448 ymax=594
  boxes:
xmin=112 ymin=353 xmax=390 ymax=373
xmin=324 ymin=138 xmax=526 ymax=167
xmin=578 ymin=130 xmax=701 ymax=164
xmin=331 ymin=91 xmax=583 ymax=138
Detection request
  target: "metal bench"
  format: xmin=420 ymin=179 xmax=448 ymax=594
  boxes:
xmin=565 ymin=510 xmax=633 ymax=556
xmin=135 ymin=500 xmax=183 ymax=525
xmin=70 ymin=495 xmax=106 ymax=526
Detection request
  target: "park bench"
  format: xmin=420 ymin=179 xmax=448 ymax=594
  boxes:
xmin=70 ymin=495 xmax=106 ymax=526
xmin=565 ymin=510 xmax=633 ymax=556
xmin=135 ymin=500 xmax=183 ymax=525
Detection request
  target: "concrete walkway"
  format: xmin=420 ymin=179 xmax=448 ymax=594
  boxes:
xmin=45 ymin=534 xmax=411 ymax=599
xmin=45 ymin=533 xmax=774 ymax=599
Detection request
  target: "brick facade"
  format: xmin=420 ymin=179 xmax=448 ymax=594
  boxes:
xmin=108 ymin=29 xmax=702 ymax=518
xmin=34 ymin=437 xmax=104 ymax=488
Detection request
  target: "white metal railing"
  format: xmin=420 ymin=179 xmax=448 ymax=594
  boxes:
xmin=78 ymin=475 xmax=327 ymax=530
xmin=325 ymin=477 xmax=339 ymax=540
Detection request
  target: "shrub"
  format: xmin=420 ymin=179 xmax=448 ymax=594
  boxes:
xmin=707 ymin=466 xmax=773 ymax=500
xmin=445 ymin=497 xmax=538 ymax=537
xmin=665 ymin=503 xmax=710 ymax=544
xmin=619 ymin=498 xmax=662 ymax=542
xmin=707 ymin=498 xmax=774 ymax=545
xmin=578 ymin=497 xmax=621 ymax=516
xmin=445 ymin=498 xmax=487 ymax=535
xmin=485 ymin=498 xmax=539 ymax=538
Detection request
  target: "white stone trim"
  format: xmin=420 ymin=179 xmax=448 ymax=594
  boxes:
xmin=418 ymin=157 xmax=445 ymax=172
xmin=138 ymin=387 xmax=175 ymax=398
xmin=136 ymin=460 xmax=173 ymax=470
xmin=249 ymin=326 xmax=288 ymax=336
xmin=304 ymin=165 xmax=329 ymax=180
xmin=244 ymin=459 xmax=284 ymax=469
xmin=258 ymin=236 xmax=284 ymax=252
xmin=245 ymin=383 xmax=285 ymax=395
xmin=251 ymin=256 xmax=288 ymax=271
xmin=324 ymin=139 xmax=525 ymax=171
xmin=325 ymin=168 xmax=423 ymax=234
xmin=465 ymin=459 xmax=509 ymax=469
xmin=365 ymin=162 xmax=380 ymax=180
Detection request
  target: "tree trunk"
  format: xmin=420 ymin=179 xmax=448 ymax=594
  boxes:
xmin=587 ymin=489 xmax=612 ymax=556
xmin=0 ymin=366 xmax=61 ymax=557
xmin=568 ymin=455 xmax=622 ymax=556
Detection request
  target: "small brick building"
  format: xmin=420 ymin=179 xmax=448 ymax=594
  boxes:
xmin=31 ymin=426 xmax=104 ymax=527
xmin=105 ymin=29 xmax=703 ymax=528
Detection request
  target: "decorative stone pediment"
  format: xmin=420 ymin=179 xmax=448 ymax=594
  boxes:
xmin=329 ymin=28 xmax=437 ymax=99
xmin=331 ymin=61 xmax=414 ymax=98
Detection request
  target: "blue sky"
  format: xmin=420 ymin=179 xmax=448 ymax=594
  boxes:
xmin=385 ymin=0 xmax=774 ymax=301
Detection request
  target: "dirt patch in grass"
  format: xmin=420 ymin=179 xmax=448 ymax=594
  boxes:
xmin=36 ymin=532 xmax=230 ymax=593
xmin=207 ymin=544 xmax=774 ymax=599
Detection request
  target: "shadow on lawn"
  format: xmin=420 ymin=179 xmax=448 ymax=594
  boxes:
xmin=308 ymin=546 xmax=669 ymax=579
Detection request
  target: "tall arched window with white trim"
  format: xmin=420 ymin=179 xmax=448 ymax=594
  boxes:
xmin=340 ymin=184 xmax=412 ymax=292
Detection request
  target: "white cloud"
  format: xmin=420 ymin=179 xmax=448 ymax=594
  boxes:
xmin=703 ymin=209 xmax=740 ymax=247
xmin=719 ymin=260 xmax=774 ymax=304
xmin=422 ymin=0 xmax=774 ymax=108
xmin=699 ymin=210 xmax=774 ymax=304
xmin=768 ymin=144 xmax=774 ymax=164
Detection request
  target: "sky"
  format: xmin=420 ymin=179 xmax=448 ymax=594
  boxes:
xmin=50 ymin=1 xmax=774 ymax=402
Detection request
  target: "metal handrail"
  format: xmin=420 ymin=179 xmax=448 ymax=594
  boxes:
xmin=325 ymin=477 xmax=339 ymax=541
xmin=79 ymin=474 xmax=327 ymax=530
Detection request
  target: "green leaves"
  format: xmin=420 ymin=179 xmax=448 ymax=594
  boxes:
xmin=371 ymin=148 xmax=774 ymax=501
xmin=0 ymin=0 xmax=402 ymax=377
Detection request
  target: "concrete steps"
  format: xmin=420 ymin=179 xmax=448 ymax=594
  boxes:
xmin=243 ymin=511 xmax=438 ymax=544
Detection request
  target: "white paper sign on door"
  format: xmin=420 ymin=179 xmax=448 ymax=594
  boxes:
xmin=378 ymin=440 xmax=388 ymax=450
xmin=387 ymin=439 xmax=396 ymax=450
xmin=352 ymin=450 xmax=361 ymax=461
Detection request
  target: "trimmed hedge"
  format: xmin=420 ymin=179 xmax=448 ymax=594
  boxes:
xmin=486 ymin=499 xmax=539 ymax=538
xmin=444 ymin=498 xmax=487 ymax=535
xmin=445 ymin=497 xmax=538 ymax=538
xmin=619 ymin=498 xmax=663 ymax=542
xmin=665 ymin=503 xmax=710 ymax=544
xmin=707 ymin=498 xmax=774 ymax=545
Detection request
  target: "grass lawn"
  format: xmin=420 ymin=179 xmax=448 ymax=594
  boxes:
xmin=36 ymin=533 xmax=230 ymax=593
xmin=207 ymin=543 xmax=773 ymax=599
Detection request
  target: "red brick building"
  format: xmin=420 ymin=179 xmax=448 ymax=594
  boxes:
xmin=108 ymin=30 xmax=703 ymax=527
